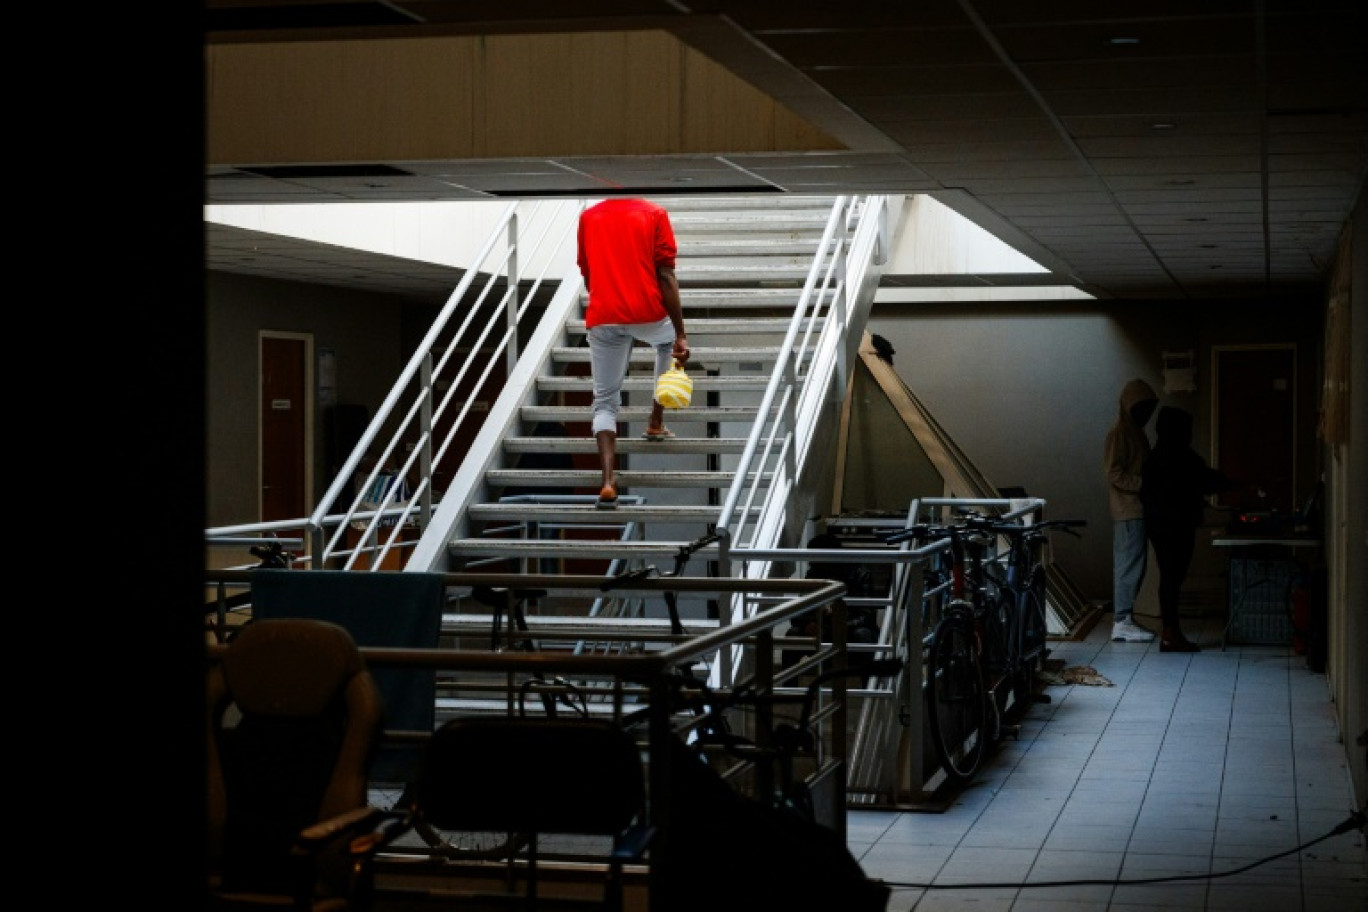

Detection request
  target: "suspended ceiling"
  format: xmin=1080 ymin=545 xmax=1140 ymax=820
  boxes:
xmin=204 ymin=1 xmax=1368 ymax=304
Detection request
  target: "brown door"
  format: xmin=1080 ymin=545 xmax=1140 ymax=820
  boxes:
xmin=1214 ymin=345 xmax=1295 ymax=513
xmin=260 ymin=334 xmax=311 ymax=523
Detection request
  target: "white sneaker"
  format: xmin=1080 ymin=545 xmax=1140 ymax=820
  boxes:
xmin=1112 ymin=619 xmax=1156 ymax=643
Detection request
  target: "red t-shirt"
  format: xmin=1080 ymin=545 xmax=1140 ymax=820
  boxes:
xmin=577 ymin=198 xmax=677 ymax=328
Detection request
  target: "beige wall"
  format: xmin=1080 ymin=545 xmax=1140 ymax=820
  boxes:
xmin=206 ymin=30 xmax=841 ymax=165
xmin=205 ymin=271 xmax=422 ymax=533
xmin=864 ymin=297 xmax=1324 ymax=606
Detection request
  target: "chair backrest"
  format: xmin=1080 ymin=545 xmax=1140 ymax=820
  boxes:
xmin=413 ymin=716 xmax=645 ymax=837
xmin=206 ymin=618 xmax=383 ymax=895
xmin=248 ymin=569 xmax=445 ymax=784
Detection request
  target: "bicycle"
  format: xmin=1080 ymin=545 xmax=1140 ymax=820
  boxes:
xmin=655 ymin=656 xmax=903 ymax=821
xmin=471 ymin=582 xmax=593 ymax=718
xmin=973 ymin=516 xmax=1086 ymax=712
xmin=881 ymin=520 xmax=1000 ymax=787
xmin=599 ymin=529 xmax=722 ymax=677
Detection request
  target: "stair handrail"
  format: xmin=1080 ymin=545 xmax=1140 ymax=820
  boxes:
xmin=717 ymin=196 xmax=895 ymax=580
xmin=714 ymin=196 xmax=851 ymax=560
xmin=403 ymin=251 xmax=588 ymax=572
xmin=348 ymin=201 xmax=581 ymax=571
xmin=304 ymin=199 xmax=582 ymax=570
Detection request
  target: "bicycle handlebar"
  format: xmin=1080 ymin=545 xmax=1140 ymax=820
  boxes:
xmin=880 ymin=517 xmax=1085 ymax=545
xmin=968 ymin=516 xmax=1087 ymax=538
xmin=879 ymin=522 xmax=984 ymax=545
xmin=600 ymin=530 xmax=721 ymax=591
xmin=675 ymin=530 xmax=721 ymax=565
xmin=598 ymin=564 xmax=658 ymax=592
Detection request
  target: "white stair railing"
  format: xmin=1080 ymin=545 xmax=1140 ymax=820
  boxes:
xmin=306 ymin=199 xmax=583 ymax=571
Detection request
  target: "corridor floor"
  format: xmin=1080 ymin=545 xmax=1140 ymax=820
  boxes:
xmin=847 ymin=612 xmax=1367 ymax=912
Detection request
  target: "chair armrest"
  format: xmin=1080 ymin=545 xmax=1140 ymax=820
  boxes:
xmin=296 ymin=805 xmax=388 ymax=853
xmin=348 ymin=810 xmax=413 ymax=857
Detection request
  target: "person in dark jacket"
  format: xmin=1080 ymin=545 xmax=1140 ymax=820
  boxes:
xmin=1140 ymin=406 xmax=1240 ymax=652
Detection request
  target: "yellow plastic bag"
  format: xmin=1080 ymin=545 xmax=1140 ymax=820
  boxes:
xmin=654 ymin=360 xmax=693 ymax=409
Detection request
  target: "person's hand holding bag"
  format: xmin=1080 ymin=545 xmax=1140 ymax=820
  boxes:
xmin=671 ymin=333 xmax=690 ymax=367
xmin=655 ymin=358 xmax=693 ymax=410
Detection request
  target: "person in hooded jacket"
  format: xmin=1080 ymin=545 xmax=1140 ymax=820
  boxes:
xmin=1103 ymin=378 xmax=1160 ymax=642
xmin=1140 ymin=405 xmax=1240 ymax=652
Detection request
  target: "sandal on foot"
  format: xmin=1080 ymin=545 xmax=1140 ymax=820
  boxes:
xmin=642 ymin=427 xmax=675 ymax=441
xmin=596 ymin=485 xmax=618 ymax=509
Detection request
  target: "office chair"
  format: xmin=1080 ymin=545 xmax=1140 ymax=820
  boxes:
xmin=400 ymin=716 xmax=655 ymax=911
xmin=207 ymin=618 xmax=386 ymax=911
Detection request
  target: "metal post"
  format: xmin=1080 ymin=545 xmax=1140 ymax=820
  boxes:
xmin=898 ymin=561 xmax=926 ymax=802
xmin=418 ymin=352 xmax=434 ymax=529
xmin=506 ymin=212 xmax=520 ymax=374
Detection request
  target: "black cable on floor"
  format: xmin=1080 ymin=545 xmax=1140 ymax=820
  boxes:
xmin=881 ymin=805 xmax=1365 ymax=892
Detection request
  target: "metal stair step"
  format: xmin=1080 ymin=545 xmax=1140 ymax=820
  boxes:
xmin=536 ymin=375 xmax=772 ymax=393
xmin=670 ymin=215 xmax=831 ymax=233
xmin=675 ymin=288 xmax=832 ymax=308
xmin=519 ymin=404 xmax=780 ymax=423
xmin=504 ymin=436 xmax=750 ymax=455
xmin=486 ymin=469 xmax=750 ymax=489
xmin=677 ymin=239 xmax=822 ymax=256
xmin=439 ymin=612 xmax=721 ymax=638
xmin=573 ymin=289 xmax=834 ymax=310
xmin=448 ymin=538 xmax=724 ymax=561
xmin=674 ymin=263 xmax=811 ymax=282
xmin=467 ymin=502 xmax=751 ymax=523
xmin=564 ymin=317 xmax=811 ymax=335
xmin=550 ymin=345 xmax=806 ymax=363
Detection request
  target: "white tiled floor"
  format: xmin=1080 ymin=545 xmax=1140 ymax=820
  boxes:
xmin=846 ymin=613 xmax=1367 ymax=912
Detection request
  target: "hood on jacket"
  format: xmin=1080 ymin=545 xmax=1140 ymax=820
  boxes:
xmin=1118 ymin=378 xmax=1159 ymax=427
xmin=1153 ymin=405 xmax=1193 ymax=449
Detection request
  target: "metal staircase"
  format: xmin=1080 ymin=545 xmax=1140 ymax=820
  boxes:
xmin=450 ymin=196 xmax=836 ymax=555
xmin=267 ymin=192 xmax=898 ymax=689
xmin=208 ymin=193 xmax=924 ymax=800
xmin=394 ymin=195 xmax=895 ymax=685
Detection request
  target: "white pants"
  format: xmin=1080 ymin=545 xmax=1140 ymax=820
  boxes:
xmin=587 ymin=317 xmax=675 ymax=436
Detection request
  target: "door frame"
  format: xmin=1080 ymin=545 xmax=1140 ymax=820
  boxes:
xmin=1210 ymin=342 xmax=1297 ymax=510
xmin=258 ymin=330 xmax=315 ymax=523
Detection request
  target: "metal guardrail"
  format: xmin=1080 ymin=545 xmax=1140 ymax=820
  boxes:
xmin=715 ymin=196 xmax=895 ymax=576
xmin=315 ymin=200 xmax=585 ymax=572
xmin=206 ymin=572 xmax=854 ymax=833
xmin=204 ymin=200 xmax=586 ymax=572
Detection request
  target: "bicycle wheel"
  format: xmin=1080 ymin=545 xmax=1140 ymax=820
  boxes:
xmin=411 ymin=817 xmax=529 ymax=861
xmin=925 ymin=609 xmax=988 ymax=786
xmin=1001 ymin=569 xmax=1047 ymax=709
xmin=1018 ymin=568 xmax=1050 ymax=681
xmin=378 ymin=778 xmax=528 ymax=861
xmin=983 ymin=588 xmax=1014 ymax=685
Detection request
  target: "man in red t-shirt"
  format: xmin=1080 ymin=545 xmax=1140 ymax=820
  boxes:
xmin=577 ymin=198 xmax=690 ymax=508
